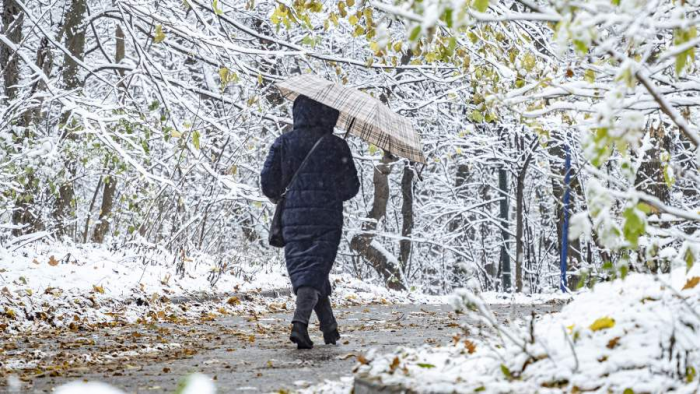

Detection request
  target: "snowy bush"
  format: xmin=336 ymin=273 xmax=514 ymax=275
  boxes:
xmin=356 ymin=265 xmax=700 ymax=393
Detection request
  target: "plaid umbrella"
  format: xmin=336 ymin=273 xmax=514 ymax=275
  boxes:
xmin=276 ymin=74 xmax=426 ymax=164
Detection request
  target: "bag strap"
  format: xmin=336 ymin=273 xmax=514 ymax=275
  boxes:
xmin=282 ymin=134 xmax=328 ymax=197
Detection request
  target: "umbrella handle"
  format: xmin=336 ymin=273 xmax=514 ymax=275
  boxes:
xmin=344 ymin=117 xmax=356 ymax=139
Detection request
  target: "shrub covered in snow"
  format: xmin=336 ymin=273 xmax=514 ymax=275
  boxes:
xmin=356 ymin=266 xmax=700 ymax=393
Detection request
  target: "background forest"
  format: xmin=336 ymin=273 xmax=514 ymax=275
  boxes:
xmin=2 ymin=0 xmax=699 ymax=295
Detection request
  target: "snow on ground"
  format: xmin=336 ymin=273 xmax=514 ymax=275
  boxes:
xmin=346 ymin=265 xmax=700 ymax=394
xmin=0 ymin=241 xmax=448 ymax=333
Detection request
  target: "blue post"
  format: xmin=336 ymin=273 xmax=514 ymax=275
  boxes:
xmin=560 ymin=144 xmax=571 ymax=292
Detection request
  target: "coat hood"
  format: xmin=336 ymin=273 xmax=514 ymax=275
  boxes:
xmin=292 ymin=95 xmax=339 ymax=134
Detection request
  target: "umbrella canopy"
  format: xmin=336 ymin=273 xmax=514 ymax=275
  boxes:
xmin=276 ymin=74 xmax=426 ymax=164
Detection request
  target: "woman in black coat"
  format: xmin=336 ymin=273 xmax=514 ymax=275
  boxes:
xmin=260 ymin=95 xmax=360 ymax=349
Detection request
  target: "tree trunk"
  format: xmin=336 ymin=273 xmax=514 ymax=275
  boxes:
xmin=54 ymin=0 xmax=88 ymax=237
xmin=92 ymin=175 xmax=116 ymax=243
xmin=91 ymin=25 xmax=125 ymax=244
xmin=399 ymin=163 xmax=414 ymax=266
xmin=498 ymin=166 xmax=511 ymax=292
xmin=350 ymin=153 xmax=404 ymax=290
xmin=1 ymin=0 xmax=22 ymax=102
xmin=515 ymin=149 xmax=535 ymax=292
xmin=2 ymin=0 xmax=32 ymax=235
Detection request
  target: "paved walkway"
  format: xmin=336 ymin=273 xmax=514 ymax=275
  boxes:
xmin=10 ymin=302 xmax=561 ymax=393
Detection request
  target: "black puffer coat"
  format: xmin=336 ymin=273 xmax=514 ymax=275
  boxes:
xmin=261 ymin=96 xmax=360 ymax=296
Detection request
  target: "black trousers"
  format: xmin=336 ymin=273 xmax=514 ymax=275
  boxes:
xmin=292 ymin=287 xmax=337 ymax=333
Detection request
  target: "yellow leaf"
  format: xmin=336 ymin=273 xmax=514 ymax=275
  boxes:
xmin=348 ymin=15 xmax=358 ymax=25
xmin=5 ymin=308 xmax=16 ymax=320
xmin=227 ymin=296 xmax=241 ymax=306
xmin=389 ymin=356 xmax=400 ymax=372
xmin=93 ymin=285 xmax=105 ymax=294
xmin=682 ymin=276 xmax=700 ymax=290
xmin=393 ymin=41 xmax=403 ymax=52
xmin=48 ymin=255 xmax=59 ymax=266
xmin=589 ymin=317 xmax=615 ymax=331
xmin=154 ymin=25 xmax=166 ymax=43
xmin=171 ymin=130 xmax=182 ymax=138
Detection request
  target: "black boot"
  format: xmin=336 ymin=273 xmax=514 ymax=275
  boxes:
xmin=290 ymin=322 xmax=314 ymax=349
xmin=323 ymin=329 xmax=341 ymax=345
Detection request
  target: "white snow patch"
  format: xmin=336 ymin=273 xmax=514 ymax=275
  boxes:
xmin=352 ymin=266 xmax=700 ymax=393
xmin=55 ymin=381 xmax=125 ymax=394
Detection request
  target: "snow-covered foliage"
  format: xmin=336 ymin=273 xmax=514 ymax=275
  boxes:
xmin=7 ymin=0 xmax=693 ymax=298
xmin=355 ymin=265 xmax=700 ymax=393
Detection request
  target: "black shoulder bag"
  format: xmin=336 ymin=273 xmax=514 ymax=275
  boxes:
xmin=269 ymin=135 xmax=328 ymax=248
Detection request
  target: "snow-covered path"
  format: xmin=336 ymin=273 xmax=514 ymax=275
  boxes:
xmin=3 ymin=302 xmax=562 ymax=393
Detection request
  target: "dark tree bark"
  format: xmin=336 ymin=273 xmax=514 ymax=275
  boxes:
xmin=634 ymin=124 xmax=673 ymax=272
xmin=399 ymin=163 xmax=414 ymax=266
xmin=1 ymin=0 xmax=22 ymax=102
xmin=350 ymin=153 xmax=405 ymax=290
xmin=498 ymin=166 xmax=511 ymax=292
xmin=91 ymin=25 xmax=125 ymax=244
xmin=515 ymin=138 xmax=537 ymax=292
xmin=54 ymin=0 xmax=88 ymax=237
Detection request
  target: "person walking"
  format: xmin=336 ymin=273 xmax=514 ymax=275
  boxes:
xmin=260 ymin=95 xmax=360 ymax=349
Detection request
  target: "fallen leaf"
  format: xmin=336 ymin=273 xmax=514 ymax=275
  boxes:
xmin=93 ymin=285 xmax=105 ymax=294
xmin=227 ymin=296 xmax=241 ymax=306
xmin=682 ymin=276 xmax=699 ymax=290
xmin=417 ymin=363 xmax=436 ymax=369
xmin=337 ymin=353 xmax=356 ymax=360
xmin=357 ymin=354 xmax=369 ymax=365
xmin=464 ymin=339 xmax=477 ymax=354
xmin=589 ymin=317 xmax=615 ymax=331
xmin=389 ymin=356 xmax=400 ymax=372
xmin=48 ymin=256 xmax=59 ymax=266
xmin=32 ymin=259 xmax=40 ymax=265
xmin=607 ymin=336 xmax=621 ymax=349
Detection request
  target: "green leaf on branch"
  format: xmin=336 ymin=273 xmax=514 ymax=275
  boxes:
xmin=573 ymin=40 xmax=588 ymax=54
xmin=474 ymin=0 xmax=489 ymax=13
xmin=686 ymin=249 xmax=695 ymax=272
xmin=523 ymin=53 xmax=536 ymax=71
xmin=584 ymin=69 xmax=595 ymax=83
xmin=442 ymin=8 xmax=454 ymax=28
xmin=674 ymin=27 xmax=697 ymax=76
xmin=636 ymin=203 xmax=652 ymax=215
xmin=192 ymin=131 xmax=200 ymax=150
xmin=622 ymin=207 xmax=645 ymax=248
xmin=501 ymin=364 xmax=513 ymax=380
xmin=213 ymin=0 xmax=223 ymax=15
xmin=154 ymin=25 xmax=166 ymax=43
xmin=409 ymin=25 xmax=422 ymax=41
